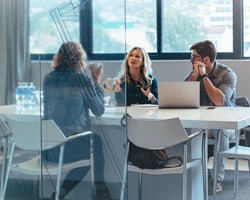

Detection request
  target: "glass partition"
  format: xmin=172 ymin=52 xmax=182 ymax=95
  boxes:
xmin=1 ymin=0 xmax=127 ymax=200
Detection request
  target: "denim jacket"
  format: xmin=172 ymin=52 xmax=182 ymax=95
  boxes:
xmin=43 ymin=67 xmax=104 ymax=137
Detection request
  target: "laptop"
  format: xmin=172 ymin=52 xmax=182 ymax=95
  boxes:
xmin=158 ymin=82 xmax=200 ymax=109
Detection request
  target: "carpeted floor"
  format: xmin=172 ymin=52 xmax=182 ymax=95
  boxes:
xmin=4 ymin=158 xmax=250 ymax=200
xmin=209 ymin=170 xmax=250 ymax=200
xmin=208 ymin=158 xmax=250 ymax=200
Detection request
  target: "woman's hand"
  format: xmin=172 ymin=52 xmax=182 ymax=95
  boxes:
xmin=113 ymin=77 xmax=121 ymax=92
xmin=89 ymin=63 xmax=103 ymax=84
xmin=141 ymin=87 xmax=156 ymax=103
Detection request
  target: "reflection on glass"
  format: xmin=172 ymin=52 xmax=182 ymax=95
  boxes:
xmin=93 ymin=0 xmax=156 ymax=53
xmin=30 ymin=0 xmax=79 ymax=54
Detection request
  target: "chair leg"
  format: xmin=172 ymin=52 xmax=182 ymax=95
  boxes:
xmin=138 ymin=173 xmax=142 ymax=200
xmin=212 ymin=130 xmax=221 ymax=200
xmin=202 ymin=131 xmax=208 ymax=200
xmin=2 ymin=141 xmax=15 ymax=200
xmin=233 ymin=158 xmax=239 ymax=199
xmin=183 ymin=172 xmax=187 ymax=200
xmin=55 ymin=146 xmax=65 ymax=200
xmin=120 ymin=142 xmax=129 ymax=200
xmin=119 ymin=164 xmax=127 ymax=200
xmin=90 ymin=135 xmax=95 ymax=200
xmin=232 ymin=129 xmax=241 ymax=199
xmin=183 ymin=144 xmax=187 ymax=200
xmin=0 ymin=137 xmax=7 ymax=199
xmin=244 ymin=129 xmax=250 ymax=175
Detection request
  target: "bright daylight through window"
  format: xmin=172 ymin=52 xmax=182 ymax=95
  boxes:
xmin=244 ymin=0 xmax=250 ymax=57
xmin=92 ymin=0 xmax=156 ymax=53
xmin=163 ymin=0 xmax=233 ymax=53
xmin=30 ymin=0 xmax=79 ymax=54
xmin=30 ymin=0 xmax=250 ymax=59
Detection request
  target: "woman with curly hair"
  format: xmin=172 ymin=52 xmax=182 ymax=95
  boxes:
xmin=43 ymin=41 xmax=111 ymax=200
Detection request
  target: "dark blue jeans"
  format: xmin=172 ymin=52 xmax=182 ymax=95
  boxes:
xmin=42 ymin=134 xmax=105 ymax=195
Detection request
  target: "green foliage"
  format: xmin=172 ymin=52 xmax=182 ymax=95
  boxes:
xmin=93 ymin=28 xmax=125 ymax=53
xmin=163 ymin=9 xmax=206 ymax=52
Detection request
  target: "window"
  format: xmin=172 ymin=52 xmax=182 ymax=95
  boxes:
xmin=30 ymin=0 xmax=248 ymax=60
xmin=91 ymin=0 xmax=126 ymax=54
xmin=92 ymin=0 xmax=156 ymax=53
xmin=162 ymin=0 xmax=233 ymax=53
xmin=244 ymin=0 xmax=250 ymax=57
xmin=30 ymin=0 xmax=80 ymax=57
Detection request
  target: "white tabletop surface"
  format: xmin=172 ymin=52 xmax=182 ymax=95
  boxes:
xmin=1 ymin=104 xmax=250 ymax=130
xmin=127 ymin=105 xmax=250 ymax=130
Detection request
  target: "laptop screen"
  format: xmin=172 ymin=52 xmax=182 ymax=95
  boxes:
xmin=158 ymin=82 xmax=200 ymax=109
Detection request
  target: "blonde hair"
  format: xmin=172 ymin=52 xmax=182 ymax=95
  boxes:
xmin=53 ymin=41 xmax=87 ymax=71
xmin=119 ymin=46 xmax=153 ymax=86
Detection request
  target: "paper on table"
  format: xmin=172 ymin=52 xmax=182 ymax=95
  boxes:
xmin=136 ymin=104 xmax=158 ymax=109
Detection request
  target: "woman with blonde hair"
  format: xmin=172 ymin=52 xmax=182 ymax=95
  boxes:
xmin=115 ymin=46 xmax=158 ymax=105
xmin=114 ymin=47 xmax=168 ymax=170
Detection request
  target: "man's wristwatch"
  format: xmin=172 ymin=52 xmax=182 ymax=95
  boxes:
xmin=200 ymin=73 xmax=209 ymax=79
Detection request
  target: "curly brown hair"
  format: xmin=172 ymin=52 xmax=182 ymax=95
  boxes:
xmin=53 ymin=42 xmax=87 ymax=71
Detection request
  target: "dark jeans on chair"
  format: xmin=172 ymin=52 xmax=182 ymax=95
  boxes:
xmin=41 ymin=134 xmax=105 ymax=197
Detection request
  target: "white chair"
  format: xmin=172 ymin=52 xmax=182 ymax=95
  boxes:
xmin=0 ymin=118 xmax=14 ymax=200
xmin=2 ymin=115 xmax=94 ymax=200
xmin=236 ymin=96 xmax=250 ymax=174
xmin=212 ymin=96 xmax=250 ymax=199
xmin=120 ymin=117 xmax=207 ymax=200
xmin=235 ymin=96 xmax=250 ymax=151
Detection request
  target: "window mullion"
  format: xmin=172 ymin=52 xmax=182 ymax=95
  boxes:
xmin=233 ymin=0 xmax=243 ymax=59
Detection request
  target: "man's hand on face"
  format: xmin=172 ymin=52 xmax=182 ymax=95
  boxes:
xmin=194 ymin=61 xmax=207 ymax=76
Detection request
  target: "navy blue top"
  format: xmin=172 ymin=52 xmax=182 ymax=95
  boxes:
xmin=115 ymin=74 xmax=158 ymax=106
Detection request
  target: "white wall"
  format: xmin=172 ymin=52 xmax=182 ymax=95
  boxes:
xmin=153 ymin=60 xmax=250 ymax=100
xmin=31 ymin=60 xmax=250 ymax=100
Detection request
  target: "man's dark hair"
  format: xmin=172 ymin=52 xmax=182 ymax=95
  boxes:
xmin=190 ymin=40 xmax=217 ymax=62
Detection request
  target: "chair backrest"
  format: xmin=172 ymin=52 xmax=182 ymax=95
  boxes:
xmin=235 ymin=96 xmax=250 ymax=107
xmin=5 ymin=115 xmax=66 ymax=151
xmin=127 ymin=117 xmax=189 ymax=149
xmin=42 ymin=119 xmax=66 ymax=150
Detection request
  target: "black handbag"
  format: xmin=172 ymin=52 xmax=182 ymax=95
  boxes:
xmin=128 ymin=143 xmax=183 ymax=169
xmin=121 ymin=114 xmax=183 ymax=169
